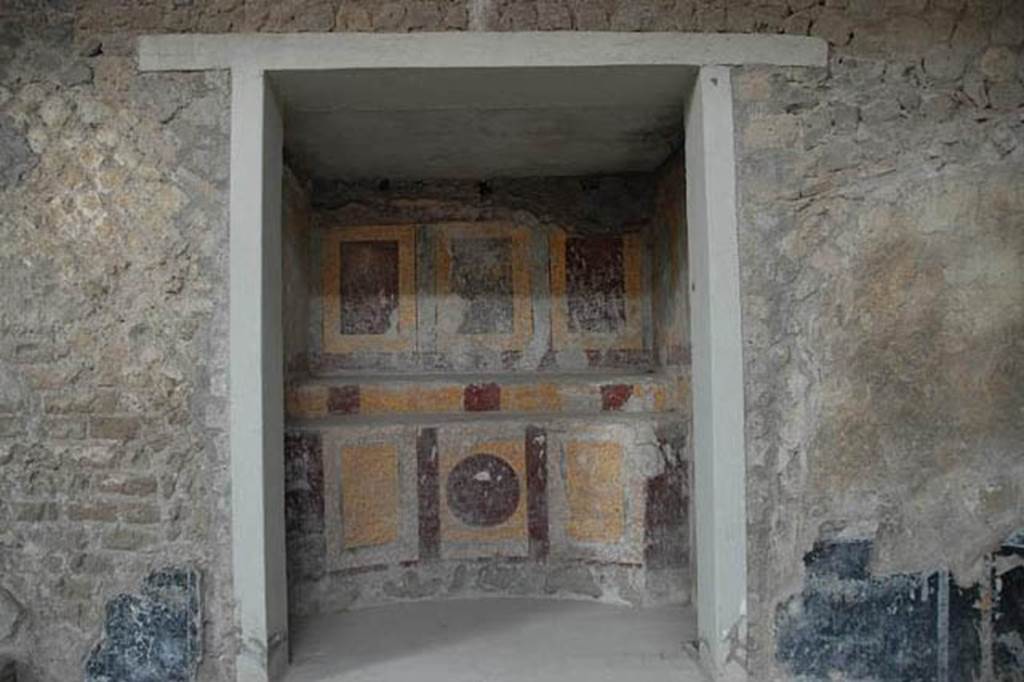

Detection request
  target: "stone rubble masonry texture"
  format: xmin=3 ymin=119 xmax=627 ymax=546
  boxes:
xmin=0 ymin=1 xmax=1020 ymax=681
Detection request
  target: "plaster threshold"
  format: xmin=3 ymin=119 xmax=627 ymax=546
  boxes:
xmin=283 ymin=599 xmax=704 ymax=682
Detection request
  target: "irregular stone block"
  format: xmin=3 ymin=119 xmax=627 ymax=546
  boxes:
xmin=477 ymin=562 xmax=522 ymax=592
xmin=0 ymin=116 xmax=37 ymax=191
xmin=382 ymin=570 xmax=441 ymax=600
xmin=0 ymin=587 xmax=23 ymax=642
xmin=0 ymin=657 xmax=14 ymax=682
xmin=545 ymin=565 xmax=602 ymax=599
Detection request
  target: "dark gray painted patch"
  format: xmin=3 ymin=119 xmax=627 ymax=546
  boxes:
xmin=450 ymin=237 xmax=514 ymax=334
xmin=86 ymin=567 xmax=201 ymax=682
xmin=802 ymin=538 xmax=872 ymax=580
xmin=948 ymin=577 xmax=982 ymax=681
xmin=1005 ymin=528 xmax=1024 ymax=549
xmin=995 ymin=542 xmax=1024 ymax=678
xmin=773 ymin=538 xmax=1024 ymax=682
xmin=777 ymin=540 xmax=938 ymax=681
xmin=0 ymin=657 xmax=16 ymax=682
xmin=0 ymin=116 xmax=38 ymax=192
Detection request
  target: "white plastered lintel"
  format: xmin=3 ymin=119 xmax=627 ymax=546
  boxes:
xmin=138 ymin=31 xmax=826 ymax=73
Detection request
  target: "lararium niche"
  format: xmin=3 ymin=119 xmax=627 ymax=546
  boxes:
xmin=136 ymin=32 xmax=830 ymax=680
xmin=278 ymin=65 xmax=695 ymax=678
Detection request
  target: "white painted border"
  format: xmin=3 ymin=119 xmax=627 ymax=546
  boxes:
xmin=228 ymin=67 xmax=289 ymax=681
xmin=140 ymin=32 xmax=825 ymax=682
xmin=139 ymin=31 xmax=825 ymax=72
xmin=686 ymin=66 xmax=749 ymax=676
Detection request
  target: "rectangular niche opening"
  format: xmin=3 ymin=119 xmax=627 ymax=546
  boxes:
xmin=276 ymin=65 xmax=697 ymax=680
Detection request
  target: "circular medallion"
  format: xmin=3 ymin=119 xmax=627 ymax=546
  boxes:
xmin=446 ymin=453 xmax=520 ymax=527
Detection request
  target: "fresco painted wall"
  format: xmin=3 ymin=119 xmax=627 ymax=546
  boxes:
xmin=283 ymin=176 xmax=693 ymax=615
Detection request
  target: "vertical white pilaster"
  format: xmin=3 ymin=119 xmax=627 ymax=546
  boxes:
xmin=686 ymin=65 xmax=749 ymax=678
xmin=229 ymin=67 xmax=288 ymax=682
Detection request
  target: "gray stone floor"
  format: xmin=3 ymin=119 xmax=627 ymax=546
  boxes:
xmin=285 ymin=599 xmax=706 ymax=681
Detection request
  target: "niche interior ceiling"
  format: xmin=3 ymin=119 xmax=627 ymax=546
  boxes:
xmin=272 ymin=65 xmax=695 ymax=179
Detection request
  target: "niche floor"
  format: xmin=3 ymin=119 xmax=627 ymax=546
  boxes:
xmin=284 ymin=600 xmax=704 ymax=682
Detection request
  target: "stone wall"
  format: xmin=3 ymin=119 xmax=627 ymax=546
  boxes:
xmin=1 ymin=1 xmax=1022 ymax=681
xmin=730 ymin=2 xmax=1024 ymax=677
xmin=0 ymin=6 xmax=234 ymax=682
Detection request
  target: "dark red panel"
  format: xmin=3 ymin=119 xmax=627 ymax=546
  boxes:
xmin=644 ymin=430 xmax=688 ymax=570
xmin=339 ymin=240 xmax=399 ymax=335
xmin=565 ymin=236 xmax=626 ymax=334
xmin=417 ymin=427 xmax=440 ymax=561
xmin=284 ymin=430 xmax=324 ymax=535
xmin=327 ymin=384 xmax=360 ymax=415
xmin=601 ymin=384 xmax=633 ymax=411
xmin=464 ymin=382 xmax=501 ymax=412
xmin=526 ymin=426 xmax=549 ymax=561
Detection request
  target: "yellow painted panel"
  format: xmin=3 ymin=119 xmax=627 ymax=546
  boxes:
xmin=340 ymin=443 xmax=399 ymax=548
xmin=565 ymin=441 xmax=624 ymax=543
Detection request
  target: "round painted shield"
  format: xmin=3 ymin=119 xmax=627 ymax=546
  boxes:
xmin=446 ymin=453 xmax=520 ymax=527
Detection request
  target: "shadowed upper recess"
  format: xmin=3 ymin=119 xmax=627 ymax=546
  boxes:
xmin=271 ymin=65 xmax=697 ymax=180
